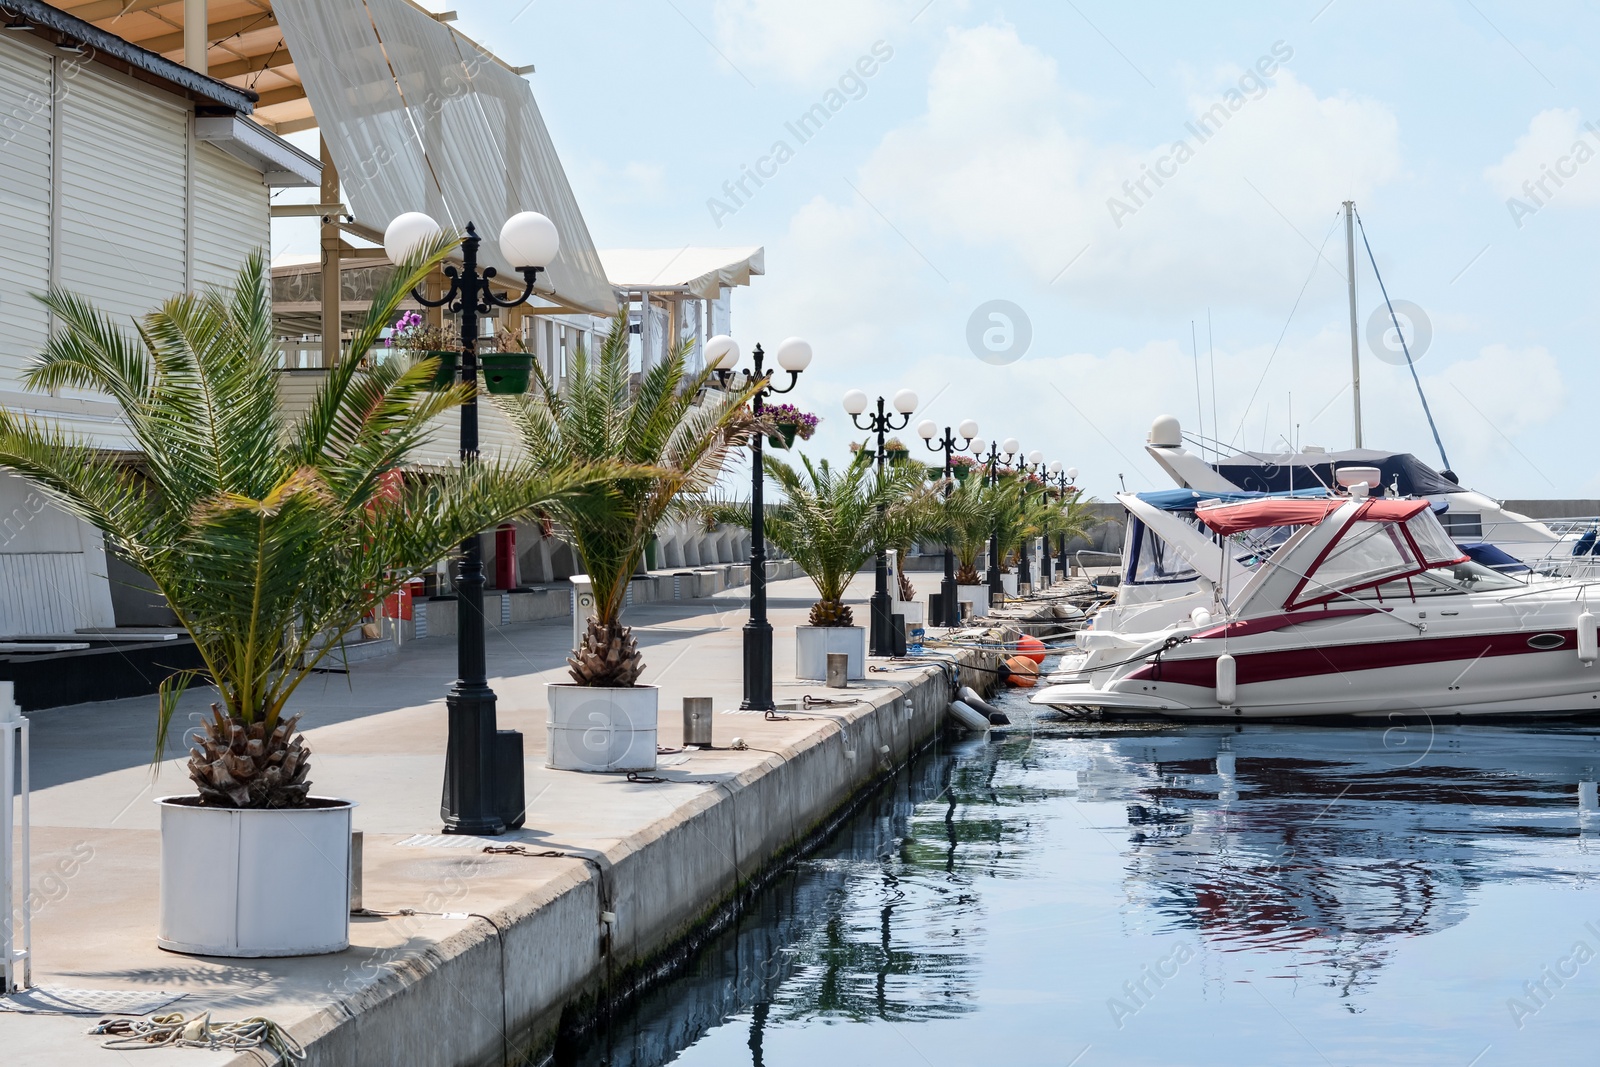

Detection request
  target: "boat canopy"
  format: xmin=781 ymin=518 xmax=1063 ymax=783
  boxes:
xmin=1197 ymin=497 xmax=1428 ymax=536
xmin=1212 ymin=448 xmax=1460 ymax=496
xmin=1208 ymin=498 xmax=1471 ymax=613
xmin=1134 ymin=487 xmax=1328 ymax=512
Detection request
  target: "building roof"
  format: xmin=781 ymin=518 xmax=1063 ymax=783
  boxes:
xmin=4 ymin=0 xmax=258 ymax=111
xmin=599 ymin=247 xmax=765 ymax=300
xmin=45 ymin=0 xmax=525 ymax=135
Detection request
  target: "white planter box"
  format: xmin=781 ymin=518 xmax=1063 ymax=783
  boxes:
xmin=956 ymin=586 xmax=982 ymax=617
xmin=157 ymin=796 xmax=353 ymax=958
xmin=547 ymin=683 xmax=658 ymax=772
xmin=1002 ymin=572 xmax=1018 ymax=596
xmin=893 ymin=600 xmax=925 ymax=626
xmin=796 ymin=625 xmax=865 ymax=680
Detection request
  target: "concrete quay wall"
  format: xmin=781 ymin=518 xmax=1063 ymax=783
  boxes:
xmin=273 ymin=654 xmax=984 ymax=1067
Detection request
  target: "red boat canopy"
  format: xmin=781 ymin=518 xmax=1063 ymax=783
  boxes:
xmin=1196 ymin=497 xmax=1427 ymax=535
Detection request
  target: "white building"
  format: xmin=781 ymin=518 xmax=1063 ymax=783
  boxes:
xmin=0 ymin=0 xmax=317 ymax=634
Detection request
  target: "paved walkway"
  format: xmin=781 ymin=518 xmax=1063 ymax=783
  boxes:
xmin=2 ymin=570 xmax=971 ymax=1064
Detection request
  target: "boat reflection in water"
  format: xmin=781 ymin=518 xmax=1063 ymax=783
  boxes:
xmin=1095 ymin=724 xmax=1600 ymax=1000
xmin=552 ymin=718 xmax=1600 ymax=1067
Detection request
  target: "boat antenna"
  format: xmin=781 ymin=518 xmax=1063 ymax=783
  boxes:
xmin=1354 ymin=207 xmax=1452 ymax=473
xmin=1207 ymin=309 xmax=1219 ymax=454
xmin=1344 ymin=201 xmax=1362 ymax=448
xmin=1191 ymin=319 xmax=1206 ymax=447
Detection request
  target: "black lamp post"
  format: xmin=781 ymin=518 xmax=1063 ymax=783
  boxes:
xmin=973 ymin=438 xmax=1019 ymax=606
xmin=917 ymin=417 xmax=978 ymax=627
xmin=1053 ymin=466 xmax=1079 ymax=578
xmin=844 ymin=388 xmax=919 ymax=656
xmin=385 ymin=209 xmax=560 ymax=836
xmin=1017 ymin=449 xmax=1046 ymax=594
xmin=705 ymin=335 xmax=813 ymax=712
xmin=1038 ymin=460 xmax=1063 ymax=588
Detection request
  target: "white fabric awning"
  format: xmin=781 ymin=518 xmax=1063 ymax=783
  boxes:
xmin=600 ymin=247 xmax=765 ymax=300
xmin=271 ymin=0 xmax=616 ymax=317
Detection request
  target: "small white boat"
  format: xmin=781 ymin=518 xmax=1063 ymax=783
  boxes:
xmin=1034 ymin=492 xmax=1600 ymax=720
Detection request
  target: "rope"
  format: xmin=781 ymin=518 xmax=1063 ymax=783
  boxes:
xmin=93 ymin=1012 xmax=306 ymax=1058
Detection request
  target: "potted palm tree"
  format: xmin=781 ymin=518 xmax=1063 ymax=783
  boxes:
xmin=0 ymin=244 xmax=590 ymax=958
xmin=499 ymin=315 xmax=759 ymax=773
xmin=715 ymin=451 xmax=926 ymax=680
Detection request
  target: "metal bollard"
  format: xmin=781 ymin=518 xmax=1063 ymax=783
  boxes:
xmin=826 ymin=652 xmax=849 ymax=689
xmin=349 ymin=830 xmax=364 ymax=914
xmin=683 ymin=696 xmax=713 ymax=748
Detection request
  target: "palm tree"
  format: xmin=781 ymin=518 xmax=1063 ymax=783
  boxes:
xmin=944 ymin=477 xmax=993 ymax=585
xmin=498 ymin=314 xmax=761 ymax=688
xmin=1044 ymin=489 xmax=1101 ymax=570
xmin=879 ymin=460 xmax=942 ymax=601
xmin=716 ymin=451 xmax=929 ymax=626
xmin=0 ymin=243 xmax=595 ymax=808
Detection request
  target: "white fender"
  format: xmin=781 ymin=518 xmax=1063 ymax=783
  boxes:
xmin=1215 ymin=652 xmax=1237 ymax=706
xmin=958 ymin=686 xmax=1003 ymax=717
xmin=1579 ymin=611 xmax=1597 ymax=665
xmin=948 ymin=700 xmax=991 ymax=732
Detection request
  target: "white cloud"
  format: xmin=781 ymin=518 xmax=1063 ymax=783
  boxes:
xmin=850 ymin=24 xmax=1401 ymax=313
xmin=1483 ymin=108 xmax=1600 ymax=227
xmin=713 ymin=0 xmax=907 ymax=84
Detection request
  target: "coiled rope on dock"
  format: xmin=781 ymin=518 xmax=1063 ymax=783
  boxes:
xmin=92 ymin=1012 xmax=305 ymax=1058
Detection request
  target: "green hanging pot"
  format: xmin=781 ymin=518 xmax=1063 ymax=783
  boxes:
xmin=771 ymin=422 xmax=800 ymax=449
xmin=885 ymin=447 xmax=909 ymax=462
xmin=480 ymin=353 xmax=534 ymax=395
xmin=952 ymin=466 xmax=969 ymax=482
xmin=423 ymin=350 xmax=458 ymax=391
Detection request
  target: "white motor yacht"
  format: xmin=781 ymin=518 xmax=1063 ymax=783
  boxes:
xmin=1034 ymin=492 xmax=1600 ymax=719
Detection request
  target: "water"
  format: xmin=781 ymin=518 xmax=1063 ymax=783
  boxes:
xmin=554 ymin=690 xmax=1600 ymax=1067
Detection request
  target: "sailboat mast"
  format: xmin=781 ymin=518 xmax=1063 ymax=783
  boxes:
xmin=1344 ymin=200 xmax=1362 ymax=447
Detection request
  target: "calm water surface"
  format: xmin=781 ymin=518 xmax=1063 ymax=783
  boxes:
xmin=555 ymin=685 xmax=1600 ymax=1067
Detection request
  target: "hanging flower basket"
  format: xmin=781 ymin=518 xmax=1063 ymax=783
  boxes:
xmin=950 ymin=455 xmax=976 ymax=482
xmin=480 ymin=353 xmax=534 ymax=394
xmin=764 ymin=404 xmax=817 ymax=451
xmin=953 ymin=465 xmax=970 ymax=482
xmin=424 ymin=350 xmax=459 ymax=391
xmin=884 ymin=437 xmax=910 ymax=462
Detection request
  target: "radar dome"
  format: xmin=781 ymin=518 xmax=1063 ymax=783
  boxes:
xmin=1148 ymin=415 xmax=1182 ymax=448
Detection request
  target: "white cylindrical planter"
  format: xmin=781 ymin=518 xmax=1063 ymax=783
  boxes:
xmin=796 ymin=625 xmax=866 ymax=680
xmin=157 ymin=796 xmax=353 ymax=958
xmin=547 ymin=684 xmax=659 ymax=772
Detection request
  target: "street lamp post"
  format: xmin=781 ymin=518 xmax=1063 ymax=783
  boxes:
xmin=384 ymin=209 xmax=560 ymax=836
xmin=1018 ymin=449 xmax=1045 ymax=594
xmin=1054 ymin=466 xmax=1079 ymax=577
xmin=1040 ymin=460 xmax=1063 ymax=588
xmin=844 ymin=388 xmax=918 ymax=656
xmin=973 ymin=438 xmax=1019 ymax=605
xmin=917 ymin=417 xmax=978 ymax=628
xmin=704 ymin=335 xmax=813 ymax=713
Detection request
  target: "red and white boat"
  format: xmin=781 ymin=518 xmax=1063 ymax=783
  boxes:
xmin=1033 ymin=493 xmax=1600 ymax=719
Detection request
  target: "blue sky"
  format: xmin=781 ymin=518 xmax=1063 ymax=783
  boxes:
xmin=282 ymin=1 xmax=1600 ymax=500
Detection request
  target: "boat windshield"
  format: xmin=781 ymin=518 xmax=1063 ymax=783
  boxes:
xmin=1344 ymin=560 xmax=1527 ymax=601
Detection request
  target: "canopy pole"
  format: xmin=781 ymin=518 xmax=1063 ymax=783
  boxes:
xmin=1344 ymin=201 xmax=1361 ymax=448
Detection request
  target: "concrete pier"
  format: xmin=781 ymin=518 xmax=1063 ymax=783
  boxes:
xmin=2 ymin=572 xmax=998 ymax=1065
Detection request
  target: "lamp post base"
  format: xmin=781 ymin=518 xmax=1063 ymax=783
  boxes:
xmin=739 ymin=618 xmax=774 ymax=712
xmin=440 ymin=686 xmax=506 ymax=837
xmin=869 ymin=591 xmax=893 ymax=656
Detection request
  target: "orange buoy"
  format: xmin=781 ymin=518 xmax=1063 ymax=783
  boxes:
xmin=1004 ymin=655 xmax=1039 ymax=687
xmin=1016 ymin=634 xmax=1047 ymax=663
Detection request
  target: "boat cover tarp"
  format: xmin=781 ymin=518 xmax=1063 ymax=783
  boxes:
xmin=1212 ymin=449 xmax=1459 ymax=496
xmin=1135 ymin=487 xmax=1329 ymax=512
xmin=1197 ymin=498 xmax=1428 ymax=536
